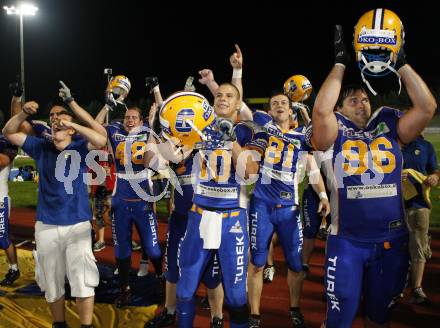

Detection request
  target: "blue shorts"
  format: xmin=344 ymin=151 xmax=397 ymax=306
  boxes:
xmin=0 ymin=197 xmax=10 ymax=250
xmin=176 ymin=206 xmax=248 ymax=308
xmin=249 ymin=196 xmax=303 ymax=272
xmin=111 ymin=196 xmax=161 ymax=260
xmin=165 ymin=211 xmax=221 ymax=288
xmin=324 ymin=234 xmax=409 ymax=327
xmin=301 ymin=186 xmax=322 ymax=239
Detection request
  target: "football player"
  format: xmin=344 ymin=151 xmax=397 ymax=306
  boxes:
xmin=310 ymin=12 xmax=436 ymax=328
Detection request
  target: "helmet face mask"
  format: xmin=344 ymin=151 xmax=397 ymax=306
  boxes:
xmin=107 ymin=75 xmax=131 ymax=103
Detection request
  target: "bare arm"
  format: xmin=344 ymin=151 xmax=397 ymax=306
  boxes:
xmin=95 ymin=105 xmax=109 ymax=125
xmin=198 ymin=69 xmax=219 ymax=96
xmin=3 ymin=101 xmax=39 ymax=147
xmin=306 ymin=154 xmax=330 ymax=217
xmin=59 ymin=81 xmax=107 ymax=136
xmin=311 ymin=65 xmax=341 ymax=150
xmin=230 ymin=44 xmax=244 ymax=101
xmin=10 ymin=96 xmax=34 ymax=134
xmin=57 ymin=120 xmax=107 ymax=150
xmin=397 ymin=65 xmax=437 ymax=144
xmin=0 ymin=154 xmax=11 ymax=167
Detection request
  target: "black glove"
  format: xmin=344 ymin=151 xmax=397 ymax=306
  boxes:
xmin=105 ymin=92 xmax=117 ymax=111
xmin=394 ymin=44 xmax=407 ymax=71
xmin=334 ymin=25 xmax=349 ymax=66
xmin=152 ymin=108 xmax=162 ymax=135
xmin=145 ymin=76 xmax=159 ymax=94
xmin=9 ymin=75 xmax=23 ymax=97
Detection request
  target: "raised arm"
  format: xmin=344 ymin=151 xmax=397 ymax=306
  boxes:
xmin=395 ymin=48 xmax=437 ymax=143
xmin=198 ymin=69 xmax=219 ymax=96
xmin=230 ymin=44 xmax=244 ymax=101
xmin=59 ymin=81 xmax=107 ymax=136
xmin=3 ymin=101 xmax=39 ymax=147
xmin=146 ymin=77 xmax=163 ymax=107
xmin=9 ymin=77 xmax=34 ymax=135
xmin=311 ymin=25 xmax=348 ymax=150
xmin=56 ymin=119 xmax=107 ymax=150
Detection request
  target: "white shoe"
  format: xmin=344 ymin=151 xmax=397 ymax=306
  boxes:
xmin=137 ymin=260 xmax=149 ymax=277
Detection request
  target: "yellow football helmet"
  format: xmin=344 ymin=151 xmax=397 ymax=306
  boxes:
xmin=159 ymin=92 xmax=215 ymax=148
xmin=354 ymin=8 xmax=405 ymax=94
xmin=107 ymin=75 xmax=131 ymax=99
xmin=283 ymin=75 xmax=313 ymax=102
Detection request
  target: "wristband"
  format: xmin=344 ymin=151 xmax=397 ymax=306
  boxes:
xmin=232 ymin=68 xmax=242 ymax=79
xmin=318 ymin=192 xmax=328 ymax=200
xmin=64 ymin=97 xmax=74 ymax=104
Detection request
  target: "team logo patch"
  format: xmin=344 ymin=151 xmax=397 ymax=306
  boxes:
xmin=175 ymin=109 xmax=195 ymax=133
xmin=229 ymin=220 xmax=243 ymax=234
xmin=280 ymin=191 xmax=293 ymax=200
xmin=415 ymin=149 xmax=420 ymax=156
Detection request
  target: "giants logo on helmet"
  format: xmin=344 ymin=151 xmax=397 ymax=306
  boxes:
xmin=175 ymin=109 xmax=195 ymax=133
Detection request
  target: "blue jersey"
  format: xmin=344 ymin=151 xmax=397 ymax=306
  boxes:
xmin=311 ymin=107 xmax=406 ymax=242
xmin=173 ymin=153 xmax=196 ymax=215
xmin=21 ymin=136 xmax=92 ymax=225
xmin=252 ymin=123 xmax=310 ymax=206
xmin=193 ymin=123 xmax=257 ymax=209
xmin=106 ymin=122 xmax=150 ymax=199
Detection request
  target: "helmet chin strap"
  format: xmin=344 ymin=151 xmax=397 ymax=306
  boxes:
xmin=360 ymin=53 xmax=402 ymax=96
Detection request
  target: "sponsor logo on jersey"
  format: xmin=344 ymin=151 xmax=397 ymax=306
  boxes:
xmin=234 ymin=235 xmax=245 ymax=284
xmin=347 ymin=183 xmax=397 ymax=199
xmin=114 ymin=133 xmax=148 ymax=142
xmin=280 ymin=191 xmax=293 ymax=200
xmin=250 ymin=212 xmax=258 ymax=250
xmin=229 ymin=220 xmax=243 ymax=233
xmin=340 ymin=121 xmax=390 ymax=140
xmin=326 ymin=256 xmax=340 ymax=311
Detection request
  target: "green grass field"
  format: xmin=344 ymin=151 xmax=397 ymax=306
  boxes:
xmin=8 ymin=134 xmax=440 ymax=225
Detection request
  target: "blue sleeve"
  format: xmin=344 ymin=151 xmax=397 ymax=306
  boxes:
xmin=426 ymin=141 xmax=438 ymax=173
xmin=235 ymin=122 xmax=267 ymax=153
xmin=22 ymin=135 xmax=44 ymax=160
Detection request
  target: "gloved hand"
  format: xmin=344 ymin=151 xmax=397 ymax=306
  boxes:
xmin=59 ymin=81 xmax=74 ymax=104
xmin=9 ymin=75 xmax=23 ymax=97
xmin=105 ymin=92 xmax=117 ymax=111
xmin=216 ymin=118 xmax=236 ymax=141
xmin=145 ymin=76 xmax=159 ymax=94
xmin=334 ymin=25 xmax=350 ymax=66
xmin=394 ymin=44 xmax=407 ymax=71
xmin=200 ymin=125 xmax=229 ymax=150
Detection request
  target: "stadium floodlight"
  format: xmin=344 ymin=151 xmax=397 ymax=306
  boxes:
xmin=3 ymin=3 xmax=39 ymax=101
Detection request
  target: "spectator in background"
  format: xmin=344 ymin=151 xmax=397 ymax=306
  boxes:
xmin=0 ymin=134 xmax=20 ymax=286
xmin=402 ymin=133 xmax=439 ymax=305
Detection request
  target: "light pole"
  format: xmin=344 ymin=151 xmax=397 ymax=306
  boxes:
xmin=3 ymin=3 xmax=39 ymax=101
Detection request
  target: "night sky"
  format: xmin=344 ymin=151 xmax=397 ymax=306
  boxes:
xmin=0 ymin=0 xmax=438 ymax=116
